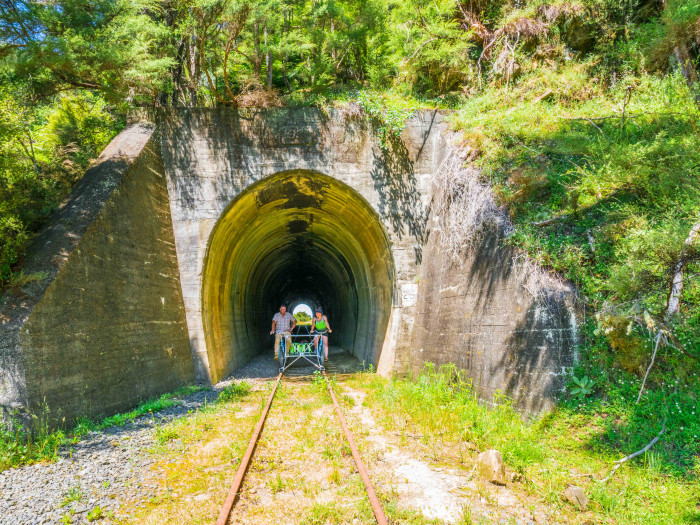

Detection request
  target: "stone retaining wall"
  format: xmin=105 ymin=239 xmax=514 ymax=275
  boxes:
xmin=0 ymin=125 xmax=193 ymax=425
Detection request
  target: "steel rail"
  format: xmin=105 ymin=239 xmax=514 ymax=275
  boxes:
xmin=322 ymin=371 xmax=389 ymax=525
xmin=214 ymin=369 xmax=389 ymax=525
xmin=215 ymin=372 xmax=282 ymax=525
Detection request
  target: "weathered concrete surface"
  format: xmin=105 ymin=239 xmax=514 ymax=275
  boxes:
xmin=411 ymin=225 xmax=578 ymax=413
xmin=0 ymin=125 xmax=194 ymax=424
xmin=1 ymin=125 xmax=153 ymax=420
xmin=158 ymin=108 xmax=449 ymax=383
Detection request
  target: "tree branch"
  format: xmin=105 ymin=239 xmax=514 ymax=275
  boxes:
xmin=48 ymin=68 xmax=102 ymax=90
xmin=600 ymin=420 xmax=666 ymax=483
xmin=531 ymin=188 xmax=624 ymax=227
xmin=636 ymin=331 xmax=663 ymax=404
xmin=401 ymin=37 xmax=437 ymax=65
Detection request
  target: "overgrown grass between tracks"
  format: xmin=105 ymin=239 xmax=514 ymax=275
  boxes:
xmin=119 ymin=375 xmax=463 ymax=524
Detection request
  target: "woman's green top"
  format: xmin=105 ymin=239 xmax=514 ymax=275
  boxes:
xmin=314 ymin=317 xmax=327 ymax=331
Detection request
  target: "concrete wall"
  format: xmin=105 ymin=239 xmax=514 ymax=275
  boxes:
xmin=158 ymin=108 xmax=449 ymax=382
xmin=1 ymin=108 xmax=581 ymax=424
xmin=0 ymin=125 xmax=194 ymax=425
xmin=412 ymin=224 xmax=579 ymax=413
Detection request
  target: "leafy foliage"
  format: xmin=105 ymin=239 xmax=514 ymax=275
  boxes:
xmin=0 ymin=0 xmax=699 ymax=492
xmin=570 ymin=375 xmax=595 ymax=398
xmin=0 ymin=86 xmax=121 ymax=282
xmin=294 ymin=310 xmax=312 ymax=324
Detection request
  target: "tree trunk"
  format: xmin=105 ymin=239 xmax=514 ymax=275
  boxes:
xmin=187 ymin=36 xmax=200 ymax=107
xmin=172 ymin=39 xmax=186 ymax=107
xmin=674 ymin=44 xmax=700 ymax=102
xmin=254 ymin=22 xmax=261 ymax=79
xmin=265 ymin=22 xmax=272 ymax=90
xmin=666 ymin=215 xmax=700 ymax=318
xmin=283 ymin=10 xmax=289 ymax=88
xmin=330 ymin=14 xmax=336 ymax=67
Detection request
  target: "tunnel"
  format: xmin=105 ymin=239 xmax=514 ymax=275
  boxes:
xmin=201 ymin=170 xmax=396 ymax=383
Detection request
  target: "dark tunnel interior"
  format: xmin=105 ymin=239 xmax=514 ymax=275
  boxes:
xmin=201 ymin=170 xmax=395 ymax=383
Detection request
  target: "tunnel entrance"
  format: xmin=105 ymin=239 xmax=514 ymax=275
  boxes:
xmin=201 ymin=170 xmax=396 ymax=383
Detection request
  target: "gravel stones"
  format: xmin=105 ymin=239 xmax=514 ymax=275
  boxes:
xmin=0 ymin=388 xmax=219 ymax=525
xmin=0 ymin=349 xmax=358 ymax=524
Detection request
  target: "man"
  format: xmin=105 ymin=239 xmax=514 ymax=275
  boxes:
xmin=270 ymin=304 xmax=297 ymax=361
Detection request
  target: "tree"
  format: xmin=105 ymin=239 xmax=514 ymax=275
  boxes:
xmin=0 ymin=0 xmax=175 ymax=102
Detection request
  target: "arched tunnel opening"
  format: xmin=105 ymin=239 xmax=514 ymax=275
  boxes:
xmin=202 ymin=170 xmax=395 ymax=383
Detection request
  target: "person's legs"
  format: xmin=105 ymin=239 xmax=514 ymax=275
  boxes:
xmin=313 ymin=334 xmax=319 ymax=349
xmin=323 ymin=335 xmax=329 ymax=360
xmin=283 ymin=331 xmax=291 ymax=354
xmin=274 ymin=333 xmax=281 ymax=360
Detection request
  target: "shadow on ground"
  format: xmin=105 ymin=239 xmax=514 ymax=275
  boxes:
xmin=228 ymin=346 xmax=365 ymax=382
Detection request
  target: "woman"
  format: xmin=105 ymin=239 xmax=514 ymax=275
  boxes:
xmin=311 ymin=307 xmax=332 ymax=362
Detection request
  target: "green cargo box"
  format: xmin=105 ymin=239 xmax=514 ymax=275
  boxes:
xmin=290 ymin=342 xmax=312 ymax=355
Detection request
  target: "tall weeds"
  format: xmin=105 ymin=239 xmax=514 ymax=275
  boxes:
xmin=357 ymin=364 xmax=544 ymax=470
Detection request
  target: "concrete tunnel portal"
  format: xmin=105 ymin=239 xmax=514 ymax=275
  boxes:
xmin=201 ymin=170 xmax=396 ymax=383
xmin=0 ymin=110 xmax=581 ymax=428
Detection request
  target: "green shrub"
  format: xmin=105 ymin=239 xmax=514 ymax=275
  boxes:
xmin=217 ymin=381 xmax=251 ymax=403
xmin=0 ymin=87 xmax=123 ymax=286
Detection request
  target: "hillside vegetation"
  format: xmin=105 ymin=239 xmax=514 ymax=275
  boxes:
xmin=1 ymin=0 xmax=699 ymax=520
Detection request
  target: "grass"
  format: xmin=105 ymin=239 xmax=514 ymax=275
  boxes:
xmin=20 ymin=368 xmax=676 ymax=523
xmin=0 ymin=384 xmax=209 ymax=472
xmin=86 ymin=506 xmax=104 ymax=521
xmin=216 ymin=381 xmax=251 ymax=403
xmin=120 ymin=376 xmax=468 ymax=524
xmin=348 ymin=366 xmax=700 ymax=525
xmin=60 ymin=486 xmax=83 ymax=507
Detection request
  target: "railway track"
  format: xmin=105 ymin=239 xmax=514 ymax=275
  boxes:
xmin=215 ymin=370 xmax=389 ymax=525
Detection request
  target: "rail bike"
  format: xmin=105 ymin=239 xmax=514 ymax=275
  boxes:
xmin=277 ymin=325 xmax=326 ymax=373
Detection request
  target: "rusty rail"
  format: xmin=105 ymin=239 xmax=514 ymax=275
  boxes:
xmin=215 ymin=370 xmax=388 ymax=525
xmin=215 ymin=372 xmax=282 ymax=525
xmin=322 ymin=370 xmax=389 ymax=525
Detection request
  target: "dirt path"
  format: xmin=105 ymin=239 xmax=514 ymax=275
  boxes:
xmin=338 ymin=385 xmax=563 ymax=524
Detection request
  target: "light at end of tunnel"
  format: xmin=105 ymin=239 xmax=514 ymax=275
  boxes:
xmin=292 ymin=303 xmax=313 ymax=317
